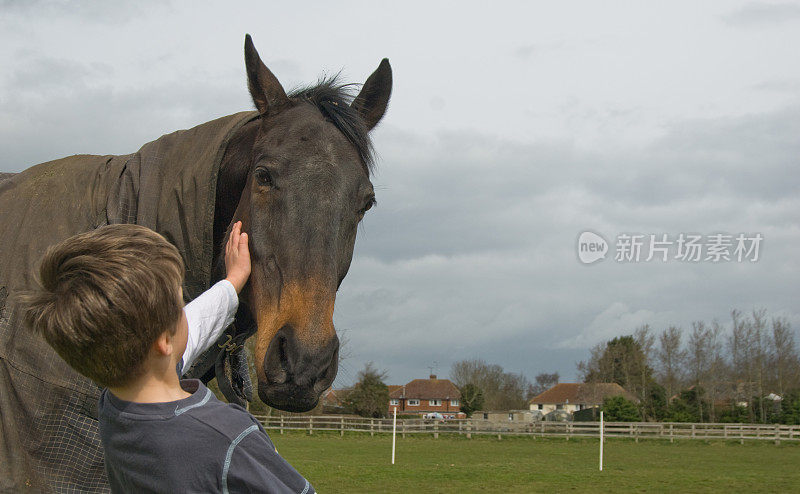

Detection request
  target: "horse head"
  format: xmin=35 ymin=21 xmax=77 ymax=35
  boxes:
xmin=220 ymin=35 xmax=391 ymax=412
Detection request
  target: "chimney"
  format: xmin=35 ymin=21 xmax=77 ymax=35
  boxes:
xmin=430 ymin=374 xmax=437 ymax=380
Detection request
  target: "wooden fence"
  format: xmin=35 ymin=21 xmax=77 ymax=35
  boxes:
xmin=252 ymin=415 xmax=800 ymax=444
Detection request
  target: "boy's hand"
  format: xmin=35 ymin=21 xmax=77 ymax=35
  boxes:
xmin=224 ymin=221 xmax=251 ymax=293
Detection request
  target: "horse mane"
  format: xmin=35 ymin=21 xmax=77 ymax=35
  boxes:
xmin=289 ymin=76 xmax=375 ymax=175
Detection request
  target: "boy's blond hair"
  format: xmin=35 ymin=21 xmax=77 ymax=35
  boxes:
xmin=19 ymin=224 xmax=185 ymax=387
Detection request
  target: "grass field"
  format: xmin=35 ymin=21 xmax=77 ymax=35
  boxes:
xmin=270 ymin=431 xmax=800 ymax=493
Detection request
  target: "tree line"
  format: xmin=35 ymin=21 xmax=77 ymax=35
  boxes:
xmin=449 ymin=359 xmax=560 ymax=416
xmin=340 ymin=358 xmax=563 ymax=418
xmin=239 ymin=308 xmax=799 ymax=423
xmin=578 ymin=308 xmax=800 ymax=424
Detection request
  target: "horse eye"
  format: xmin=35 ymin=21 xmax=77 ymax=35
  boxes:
xmin=254 ymin=167 xmax=274 ymax=188
xmin=359 ymin=196 xmax=377 ymax=216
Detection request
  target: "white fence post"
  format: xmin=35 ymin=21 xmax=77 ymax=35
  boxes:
xmin=599 ymin=411 xmax=604 ymax=472
xmin=392 ymin=407 xmax=397 ymax=465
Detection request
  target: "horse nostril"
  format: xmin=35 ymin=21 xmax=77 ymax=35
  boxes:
xmin=277 ymin=335 xmax=289 ymax=372
xmin=264 ymin=328 xmax=293 ymax=385
xmin=263 ymin=328 xmax=340 ymax=394
xmin=273 ymin=336 xmax=289 ymax=383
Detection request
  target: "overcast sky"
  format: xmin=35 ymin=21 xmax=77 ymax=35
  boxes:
xmin=1 ymin=1 xmax=798 ymax=388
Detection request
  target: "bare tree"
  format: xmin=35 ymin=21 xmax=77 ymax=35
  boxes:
xmin=450 ymin=359 xmax=503 ymax=390
xmin=751 ymin=309 xmax=769 ymax=422
xmin=450 ymin=359 xmax=530 ymax=410
xmin=657 ymin=326 xmax=685 ymax=400
xmin=496 ymin=372 xmax=532 ymax=410
xmin=336 ymin=328 xmax=353 ymax=367
xmin=687 ymin=321 xmax=710 ymax=421
xmin=705 ymin=320 xmax=726 ymax=422
xmin=634 ymin=325 xmax=656 ymax=404
xmin=577 ymin=342 xmax=607 ymax=382
xmin=769 ymin=316 xmax=799 ymax=397
xmin=530 ymin=372 xmax=560 ymax=398
xmin=727 ymin=309 xmax=771 ymax=422
xmin=728 ymin=309 xmax=754 ymax=421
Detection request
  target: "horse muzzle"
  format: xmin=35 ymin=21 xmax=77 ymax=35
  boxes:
xmin=258 ymin=325 xmax=339 ymax=412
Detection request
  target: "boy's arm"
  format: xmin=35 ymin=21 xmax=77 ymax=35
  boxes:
xmin=181 ymin=221 xmax=251 ymax=373
xmin=181 ymin=279 xmax=239 ymax=372
xmin=223 ymin=424 xmax=315 ymax=494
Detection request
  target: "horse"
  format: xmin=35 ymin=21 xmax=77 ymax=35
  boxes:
xmin=0 ymin=34 xmax=391 ymax=492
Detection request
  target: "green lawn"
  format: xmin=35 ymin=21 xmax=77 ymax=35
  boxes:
xmin=270 ymin=432 xmax=800 ymax=493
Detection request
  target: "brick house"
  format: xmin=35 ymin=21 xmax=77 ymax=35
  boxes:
xmin=389 ymin=375 xmax=466 ymax=418
xmin=529 ymin=383 xmax=638 ymax=417
xmin=321 ymin=387 xmax=352 ymax=414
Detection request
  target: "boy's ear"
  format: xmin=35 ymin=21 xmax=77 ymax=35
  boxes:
xmin=153 ymin=331 xmax=173 ymax=357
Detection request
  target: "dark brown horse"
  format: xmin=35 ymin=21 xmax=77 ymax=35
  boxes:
xmin=0 ymin=34 xmax=390 ymax=491
xmin=206 ymin=35 xmax=391 ymax=411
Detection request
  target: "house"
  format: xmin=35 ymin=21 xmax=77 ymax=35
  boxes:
xmin=529 ymin=383 xmax=638 ymax=417
xmin=388 ymin=375 xmax=466 ymax=418
xmin=321 ymin=387 xmax=352 ymax=414
xmin=478 ymin=410 xmax=543 ymax=423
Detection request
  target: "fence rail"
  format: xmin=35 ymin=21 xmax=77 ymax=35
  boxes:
xmin=252 ymin=415 xmax=800 ymax=444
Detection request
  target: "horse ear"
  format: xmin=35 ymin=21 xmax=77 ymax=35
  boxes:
xmin=244 ymin=34 xmax=289 ymax=115
xmin=351 ymin=58 xmax=392 ymax=131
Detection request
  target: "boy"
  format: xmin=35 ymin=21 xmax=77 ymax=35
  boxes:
xmin=20 ymin=222 xmax=314 ymax=493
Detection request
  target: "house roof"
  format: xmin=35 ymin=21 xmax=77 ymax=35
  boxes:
xmin=529 ymin=383 xmax=638 ymax=405
xmin=389 ymin=377 xmax=461 ymax=400
xmin=322 ymin=388 xmax=352 ymax=407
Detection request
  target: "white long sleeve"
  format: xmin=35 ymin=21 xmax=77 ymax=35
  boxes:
xmin=181 ymin=279 xmax=239 ymax=372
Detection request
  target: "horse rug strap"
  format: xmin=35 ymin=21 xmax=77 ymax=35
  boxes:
xmin=215 ymin=329 xmax=254 ymax=407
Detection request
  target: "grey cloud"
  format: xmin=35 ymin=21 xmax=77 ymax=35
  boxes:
xmin=359 ymin=104 xmax=800 ymax=267
xmin=332 ymin=103 xmax=800 ymax=384
xmin=513 ymin=38 xmax=609 ymax=60
xmin=723 ymin=2 xmax=800 ymax=27
xmin=0 ymin=0 xmax=168 ymax=23
xmin=335 ymin=233 xmax=799 ymax=385
xmin=0 ymin=55 xmax=251 ymax=172
xmin=751 ymin=79 xmax=800 ymax=94
xmin=4 ymin=52 xmax=113 ymax=91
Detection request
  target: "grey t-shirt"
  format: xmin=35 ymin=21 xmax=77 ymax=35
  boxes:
xmin=98 ymin=379 xmax=314 ymax=494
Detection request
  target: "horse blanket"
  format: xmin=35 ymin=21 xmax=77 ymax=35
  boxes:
xmin=0 ymin=111 xmax=258 ymax=492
